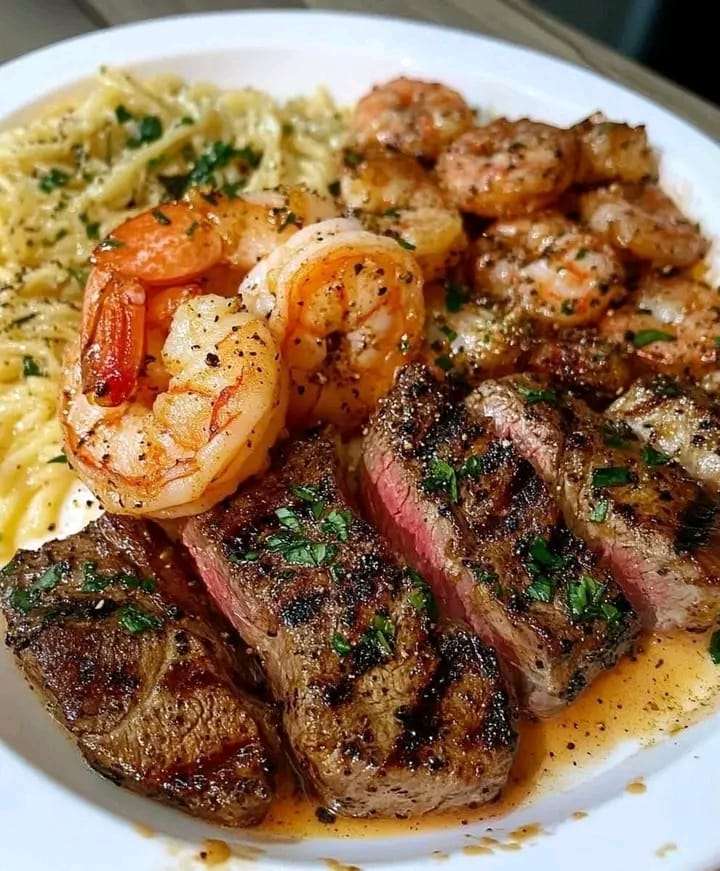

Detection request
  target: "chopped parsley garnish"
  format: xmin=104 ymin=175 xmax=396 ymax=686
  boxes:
xmin=47 ymin=452 xmax=67 ymax=464
xmin=567 ymin=574 xmax=621 ymax=625
xmin=406 ymin=568 xmax=437 ymax=618
xmin=574 ymin=247 xmax=588 ymax=260
xmin=422 ymin=458 xmax=459 ymax=503
xmin=632 ymin=329 xmax=676 ymax=349
xmin=457 ymin=454 xmax=483 ymax=479
xmin=275 ymin=506 xmax=301 ymax=531
xmin=117 ymin=604 xmax=163 ymax=634
xmin=383 ymin=207 xmax=401 ymax=219
xmin=444 ymin=280 xmax=468 ymax=313
xmin=473 ymin=566 xmax=498 ymax=585
xmin=327 ymin=179 xmax=341 ymax=197
xmin=79 ymin=212 xmax=100 ymax=239
xmin=179 ymin=115 xmax=195 ymax=126
xmin=151 ymin=209 xmax=171 ymax=225
xmin=331 ymin=632 xmax=351 ymax=655
xmin=368 ymin=613 xmax=395 ymax=657
xmin=516 ymin=382 xmax=558 ymax=405
xmin=9 ymin=560 xmax=69 ymax=613
xmin=642 ymin=445 xmax=671 ymax=467
xmin=126 ymin=115 xmax=163 ymax=149
xmin=187 ymin=140 xmax=238 ymax=187
xmin=709 ymin=630 xmax=720 ymax=665
xmin=601 ymin=419 xmax=635 ymax=448
xmin=589 ymin=499 xmax=609 ymax=523
xmin=22 ymin=355 xmax=42 ymax=377
xmin=592 ymin=466 xmax=634 ymax=488
xmin=39 ymin=168 xmax=70 ymax=193
xmin=715 ymin=336 xmax=720 ymax=349
xmin=398 ymin=334 xmax=411 ymax=354
xmin=234 ymin=145 xmax=263 ymax=169
xmin=343 ymin=148 xmax=363 ymax=168
xmin=525 ymin=575 xmax=555 ymax=603
xmin=81 ymin=561 xmax=155 ymax=593
xmin=97 ymin=237 xmax=124 ymax=251
xmin=560 ymin=300 xmax=575 ymax=316
xmin=321 ymin=509 xmax=351 ymax=542
xmin=115 ymin=104 xmax=133 ymax=123
xmin=278 ymin=210 xmax=299 ymax=231
xmin=649 ymin=375 xmax=682 ymax=398
xmin=440 ymin=324 xmax=458 ymax=342
xmin=435 ymin=354 xmax=453 ymax=371
xmin=265 ymin=531 xmax=336 ymax=568
xmin=524 ymin=537 xmax=568 ymax=604
xmin=291 ymin=484 xmax=322 ymax=503
xmin=395 ymin=236 xmax=416 ymax=251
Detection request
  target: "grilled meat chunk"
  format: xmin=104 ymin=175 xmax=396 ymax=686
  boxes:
xmin=0 ymin=515 xmax=276 ymax=826
xmin=362 ymin=365 xmax=638 ymax=717
xmin=610 ymin=375 xmax=720 ymax=493
xmin=473 ymin=375 xmax=720 ymax=629
xmin=527 ymin=330 xmax=633 ymax=405
xmin=184 ymin=433 xmax=516 ymax=818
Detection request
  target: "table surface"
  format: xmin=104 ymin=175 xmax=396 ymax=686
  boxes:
xmin=2 ymin=0 xmax=719 ymax=140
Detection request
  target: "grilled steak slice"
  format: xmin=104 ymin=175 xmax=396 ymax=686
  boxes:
xmin=0 ymin=515 xmax=276 ymax=826
xmin=473 ymin=375 xmax=720 ymax=629
xmin=183 ymin=433 xmax=516 ymax=818
xmin=610 ymin=375 xmax=720 ymax=493
xmin=362 ymin=365 xmax=637 ymax=717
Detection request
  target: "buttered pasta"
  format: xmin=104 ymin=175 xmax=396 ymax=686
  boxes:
xmin=0 ymin=68 xmax=347 ymax=563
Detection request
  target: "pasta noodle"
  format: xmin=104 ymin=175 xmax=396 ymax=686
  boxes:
xmin=0 ymin=68 xmax=347 ymax=563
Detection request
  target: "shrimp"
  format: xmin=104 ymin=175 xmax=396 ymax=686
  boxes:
xmin=579 ymin=182 xmax=707 ymax=268
xmin=82 ymin=190 xmax=338 ymax=407
xmin=351 ymin=76 xmax=474 ymax=161
xmin=239 ymin=218 xmax=424 ymax=430
xmin=573 ymin=113 xmax=657 ymax=185
xmin=471 ymin=213 xmax=626 ymax=327
xmin=424 ymin=282 xmax=529 ymax=381
xmin=436 ymin=119 xmax=578 ymax=218
xmin=340 ymin=148 xmax=466 ymax=281
xmin=599 ymin=272 xmax=720 ymax=382
xmin=62 ymin=294 xmax=288 ymax=518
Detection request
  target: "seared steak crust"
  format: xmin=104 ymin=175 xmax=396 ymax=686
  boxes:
xmin=184 ymin=433 xmax=516 ymax=818
xmin=0 ymin=515 xmax=276 ymax=826
xmin=473 ymin=375 xmax=720 ymax=629
xmin=610 ymin=376 xmax=720 ymax=493
xmin=362 ymin=365 xmax=638 ymax=717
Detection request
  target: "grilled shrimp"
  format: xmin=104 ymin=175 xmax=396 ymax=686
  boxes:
xmin=340 ymin=148 xmax=466 ymax=281
xmin=351 ymin=77 xmax=474 ymax=160
xmin=471 ymin=213 xmax=626 ymax=327
xmin=82 ymin=191 xmax=337 ymax=407
xmin=580 ymin=182 xmax=707 ymax=268
xmin=436 ymin=119 xmax=578 ymax=218
xmin=600 ymin=272 xmax=720 ymax=381
xmin=574 ymin=113 xmax=657 ymax=185
xmin=240 ymin=218 xmax=424 ymax=430
xmin=62 ymin=294 xmax=287 ymax=518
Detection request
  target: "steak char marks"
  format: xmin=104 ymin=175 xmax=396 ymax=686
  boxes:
xmin=0 ymin=515 xmax=276 ymax=826
xmin=474 ymin=375 xmax=720 ymax=629
xmin=184 ymin=433 xmax=516 ymax=818
xmin=362 ymin=364 xmax=638 ymax=717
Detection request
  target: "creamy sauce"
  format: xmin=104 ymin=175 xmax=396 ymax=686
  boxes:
xmin=256 ymin=628 xmax=720 ymax=839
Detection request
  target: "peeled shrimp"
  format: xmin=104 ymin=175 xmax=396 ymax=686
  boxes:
xmin=580 ymin=182 xmax=707 ymax=268
xmin=340 ymin=148 xmax=466 ymax=281
xmin=471 ymin=213 xmax=626 ymax=327
xmin=62 ymin=294 xmax=287 ymax=518
xmin=240 ymin=218 xmax=424 ymax=430
xmin=82 ymin=190 xmax=337 ymax=407
xmin=351 ymin=76 xmax=474 ymax=160
xmin=436 ymin=118 xmax=578 ymax=218
xmin=573 ymin=113 xmax=657 ymax=185
xmin=600 ymin=272 xmax=720 ymax=381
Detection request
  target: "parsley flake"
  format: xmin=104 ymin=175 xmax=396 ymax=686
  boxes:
xmin=632 ymin=329 xmax=676 ymax=349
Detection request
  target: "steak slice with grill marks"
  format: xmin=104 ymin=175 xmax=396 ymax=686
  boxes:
xmin=0 ymin=515 xmax=277 ymax=827
xmin=362 ymin=364 xmax=638 ymax=718
xmin=183 ymin=432 xmax=517 ymax=818
xmin=473 ymin=375 xmax=720 ymax=629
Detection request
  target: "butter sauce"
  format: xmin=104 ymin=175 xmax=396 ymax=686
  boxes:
xmin=256 ymin=628 xmax=720 ymax=839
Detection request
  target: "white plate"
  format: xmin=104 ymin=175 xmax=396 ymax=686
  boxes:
xmin=1 ymin=11 xmax=719 ymax=871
